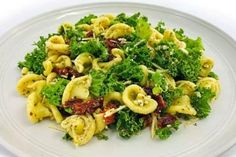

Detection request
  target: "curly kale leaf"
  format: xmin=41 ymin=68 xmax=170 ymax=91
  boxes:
xmin=70 ymin=39 xmax=109 ymax=60
xmin=156 ymin=120 xmax=181 ymax=140
xmin=155 ymin=21 xmax=166 ymax=34
xmin=123 ymin=34 xmax=153 ymax=67
xmin=89 ymin=70 xmax=125 ymax=97
xmin=60 ymin=28 xmax=84 ymax=42
xmin=190 ymin=87 xmax=216 ymax=119
xmin=162 ymin=88 xmax=183 ymax=107
xmin=95 ymin=131 xmax=109 ymax=140
xmin=154 ymin=41 xmax=180 ymax=77
xmin=151 ymin=71 xmax=168 ymax=94
xmin=75 ymin=14 xmax=97 ymax=26
xmin=18 ymin=36 xmax=47 ymax=74
xmin=135 ymin=16 xmax=152 ymax=40
xmin=112 ymin=12 xmax=141 ymax=27
xmin=154 ymin=39 xmax=203 ymax=82
xmin=41 ymin=78 xmax=69 ymax=106
xmin=208 ymin=71 xmax=219 ymax=80
xmin=108 ymin=58 xmax=144 ymax=83
xmin=62 ymin=133 xmax=73 ymax=141
xmin=116 ymin=108 xmax=144 ymax=139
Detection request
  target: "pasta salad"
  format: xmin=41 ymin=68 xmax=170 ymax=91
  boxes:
xmin=16 ymin=13 xmax=220 ymax=146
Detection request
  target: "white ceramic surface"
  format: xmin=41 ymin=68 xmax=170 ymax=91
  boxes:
xmin=0 ymin=2 xmax=236 ymax=157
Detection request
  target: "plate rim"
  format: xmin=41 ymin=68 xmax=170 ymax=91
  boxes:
xmin=0 ymin=1 xmax=236 ymax=157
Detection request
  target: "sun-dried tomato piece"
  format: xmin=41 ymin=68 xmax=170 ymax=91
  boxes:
xmin=158 ymin=114 xmax=177 ymax=128
xmin=154 ymin=95 xmax=167 ymax=114
xmin=64 ymin=97 xmax=103 ymax=115
xmin=143 ymin=114 xmax=152 ymax=128
xmin=86 ymin=30 xmax=93 ymax=37
xmin=105 ymin=39 xmax=119 ymax=51
xmin=86 ymin=97 xmax=104 ymax=114
xmin=52 ymin=67 xmax=81 ymax=78
xmin=103 ymin=103 xmax=118 ymax=125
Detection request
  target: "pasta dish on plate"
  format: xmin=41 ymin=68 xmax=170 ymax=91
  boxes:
xmin=16 ymin=13 xmax=220 ymax=146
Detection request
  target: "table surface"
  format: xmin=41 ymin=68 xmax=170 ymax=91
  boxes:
xmin=0 ymin=0 xmax=236 ymax=156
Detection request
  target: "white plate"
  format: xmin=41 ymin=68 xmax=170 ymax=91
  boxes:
xmin=0 ymin=2 xmax=236 ymax=157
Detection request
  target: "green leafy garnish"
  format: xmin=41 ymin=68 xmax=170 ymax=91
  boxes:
xmin=62 ymin=133 xmax=73 ymax=141
xmin=123 ymin=35 xmax=153 ymax=67
xmin=135 ymin=17 xmax=152 ymax=40
xmin=155 ymin=21 xmax=165 ymax=34
xmin=41 ymin=78 xmax=69 ymax=106
xmin=18 ymin=36 xmax=47 ymax=74
xmin=208 ymin=71 xmax=219 ymax=80
xmin=112 ymin=12 xmax=141 ymax=27
xmin=108 ymin=58 xmax=144 ymax=83
xmin=156 ymin=120 xmax=181 ymax=140
xmin=162 ymin=88 xmax=183 ymax=107
xmin=151 ymin=71 xmax=168 ymax=94
xmin=190 ymin=87 xmax=215 ymax=119
xmin=95 ymin=131 xmax=109 ymax=140
xmin=89 ymin=70 xmax=125 ymax=97
xmin=70 ymin=39 xmax=109 ymax=60
xmin=154 ymin=39 xmax=203 ymax=82
xmin=75 ymin=14 xmax=97 ymax=26
xmin=116 ymin=108 xmax=144 ymax=139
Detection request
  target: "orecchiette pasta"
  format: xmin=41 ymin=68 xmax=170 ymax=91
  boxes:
xmin=197 ymin=77 xmax=220 ymax=97
xmin=200 ymin=56 xmax=214 ymax=77
xmin=27 ymin=80 xmax=46 ymax=95
xmin=58 ymin=22 xmax=74 ymax=34
xmin=43 ymin=55 xmax=72 ymax=76
xmin=43 ymin=59 xmax=53 ymax=76
xmin=163 ymin=29 xmax=186 ymax=49
xmin=62 ymin=75 xmax=92 ymax=104
xmin=93 ymin=112 xmax=106 ymax=134
xmin=176 ymin=80 xmax=196 ymax=96
xmin=91 ymin=16 xmax=111 ymax=35
xmin=21 ymin=67 xmax=29 ymax=75
xmin=48 ymin=104 xmax=63 ymax=124
xmin=97 ymin=48 xmax=123 ymax=71
xmin=46 ymin=35 xmax=69 ymax=56
xmin=122 ymin=85 xmax=158 ymax=114
xmin=92 ymin=48 xmax=123 ymax=72
xmin=148 ymin=28 xmax=163 ymax=47
xmin=103 ymin=92 xmax=123 ymax=106
xmin=139 ymin=65 xmax=149 ymax=86
xmin=27 ymin=92 xmax=52 ymax=123
xmin=167 ymin=95 xmax=197 ymax=115
xmin=162 ymin=72 xmax=176 ymax=89
xmin=16 ymin=73 xmax=44 ymax=96
xmin=76 ymin=24 xmax=93 ymax=31
xmin=102 ymin=14 xmax=116 ymax=20
xmin=74 ymin=53 xmax=94 ymax=73
xmin=46 ymin=72 xmax=57 ymax=83
xmin=61 ymin=114 xmax=96 ymax=146
xmin=54 ymin=55 xmax=72 ymax=68
xmin=105 ymin=23 xmax=134 ymax=39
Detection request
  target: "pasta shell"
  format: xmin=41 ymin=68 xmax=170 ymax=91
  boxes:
xmin=176 ymin=80 xmax=196 ymax=96
xmin=61 ymin=114 xmax=96 ymax=146
xmin=197 ymin=77 xmax=220 ymax=98
xmin=16 ymin=74 xmax=44 ymax=96
xmin=27 ymin=92 xmax=52 ymax=123
xmin=62 ymin=75 xmax=92 ymax=104
xmin=74 ymin=53 xmax=93 ymax=73
xmin=167 ymin=95 xmax=197 ymax=115
xmin=122 ymin=85 xmax=157 ymax=114
xmin=200 ymin=57 xmax=214 ymax=77
xmin=105 ymin=23 xmax=134 ymax=39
